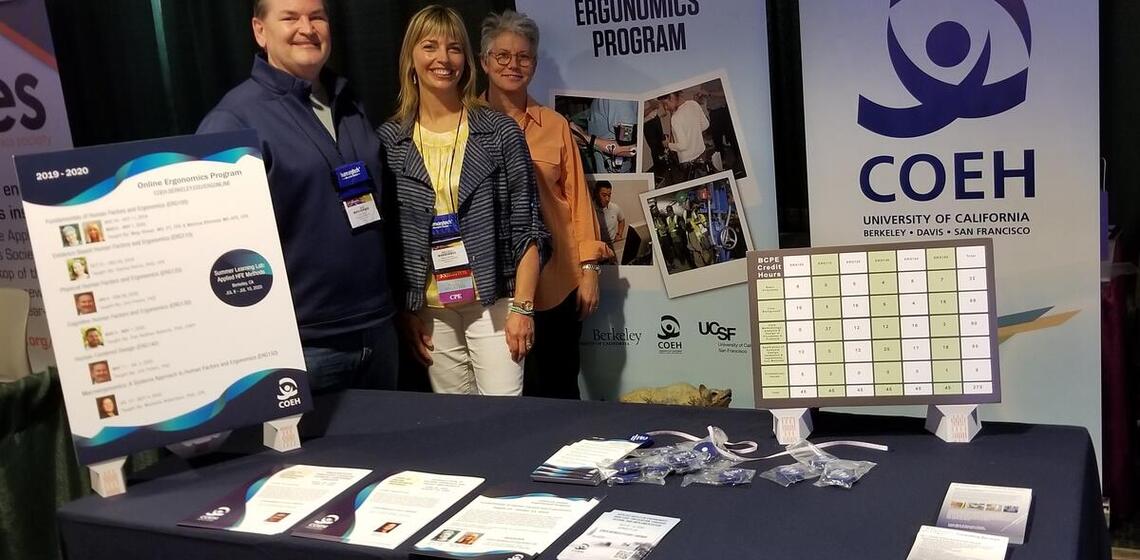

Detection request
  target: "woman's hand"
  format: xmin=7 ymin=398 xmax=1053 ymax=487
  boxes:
xmin=505 ymin=310 xmax=535 ymax=363
xmin=578 ymin=268 xmax=600 ymax=320
xmin=397 ymin=311 xmax=434 ymax=366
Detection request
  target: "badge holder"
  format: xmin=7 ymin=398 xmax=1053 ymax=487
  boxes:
xmin=770 ymin=408 xmax=813 ymax=445
xmin=925 ymin=404 xmax=981 ymax=443
xmin=431 ymin=213 xmax=477 ymax=306
xmin=334 ymin=161 xmax=381 ymax=229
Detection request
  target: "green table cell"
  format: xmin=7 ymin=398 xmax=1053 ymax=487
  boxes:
xmin=927 ymin=270 xmax=958 ymax=292
xmin=932 ymin=360 xmax=962 ymax=382
xmin=869 ymin=273 xmax=899 ymax=294
xmin=928 ymin=293 xmax=958 ymax=314
xmin=760 ymin=344 xmax=788 ymax=365
xmin=930 ymin=338 xmax=961 ymax=360
xmin=817 ymin=363 xmax=845 ymax=384
xmin=873 ymin=340 xmax=902 ymax=362
xmin=811 ymin=275 xmax=841 ymax=297
xmin=819 ymin=385 xmax=846 ymax=398
xmin=926 ymin=247 xmax=957 ymax=270
xmin=934 ymin=382 xmax=963 ymax=395
xmin=875 ymin=383 xmax=904 ymax=396
xmin=761 ymin=365 xmax=789 ymax=386
xmin=757 ymin=300 xmax=785 ymax=321
xmin=762 ymin=387 xmax=791 ymax=399
xmin=813 ymin=298 xmax=842 ymax=319
xmin=930 ymin=315 xmax=959 ymax=337
xmin=870 ymin=295 xmax=900 ymax=317
xmin=815 ymin=342 xmax=845 ymax=364
xmin=814 ymin=319 xmax=843 ymax=341
xmin=756 ymin=278 xmax=785 ymax=300
xmin=868 ymin=250 xmax=896 ymax=272
xmin=872 ymin=317 xmax=900 ymax=339
xmin=811 ymin=254 xmax=840 ymax=275
xmin=758 ymin=322 xmax=786 ymax=344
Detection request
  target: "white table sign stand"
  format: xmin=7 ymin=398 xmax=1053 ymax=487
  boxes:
xmin=926 ymin=404 xmax=982 ymax=443
xmin=264 ymin=414 xmax=303 ymax=452
xmin=771 ymin=408 xmax=812 ymax=444
xmin=89 ymin=457 xmax=127 ymax=498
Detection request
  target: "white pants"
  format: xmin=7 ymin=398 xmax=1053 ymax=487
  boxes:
xmin=416 ymin=299 xmax=523 ymax=395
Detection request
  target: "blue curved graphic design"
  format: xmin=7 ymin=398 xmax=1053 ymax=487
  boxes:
xmin=246 ymin=476 xmax=271 ymax=502
xmin=59 ymin=147 xmax=263 ymax=206
xmin=77 ymin=369 xmax=276 ymax=447
xmin=354 ymin=482 xmax=380 ymax=510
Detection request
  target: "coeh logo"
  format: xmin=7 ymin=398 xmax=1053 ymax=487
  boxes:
xmin=698 ymin=321 xmax=736 ymax=341
xmin=858 ymin=0 xmax=1031 ymax=138
xmin=307 ymin=514 xmax=339 ymax=530
xmin=657 ymin=315 xmax=682 ymax=353
xmin=855 ymin=0 xmax=1035 ymax=204
xmin=198 ymin=506 xmax=231 ymax=521
xmin=277 ymin=377 xmax=302 ymax=408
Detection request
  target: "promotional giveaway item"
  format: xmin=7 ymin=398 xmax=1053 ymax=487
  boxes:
xmin=13 ymin=131 xmax=309 ymax=495
xmin=180 ymin=464 xmax=371 ymax=535
xmin=292 ymin=470 xmax=484 ymax=550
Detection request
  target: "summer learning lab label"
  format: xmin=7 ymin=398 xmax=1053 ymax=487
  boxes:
xmin=13 ymin=130 xmax=308 ymax=464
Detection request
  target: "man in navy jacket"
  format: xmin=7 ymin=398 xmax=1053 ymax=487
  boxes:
xmin=198 ymin=0 xmax=398 ymax=392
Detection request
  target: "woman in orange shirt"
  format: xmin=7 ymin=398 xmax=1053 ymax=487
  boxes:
xmin=481 ymin=10 xmax=610 ymax=399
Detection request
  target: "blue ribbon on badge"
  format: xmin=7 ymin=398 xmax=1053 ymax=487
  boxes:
xmin=334 ymin=161 xmax=372 ymax=200
xmin=431 ymin=213 xmax=462 ymax=243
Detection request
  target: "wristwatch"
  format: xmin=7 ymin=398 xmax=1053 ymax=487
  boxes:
xmin=582 ymin=263 xmax=601 ymax=273
xmin=515 ymin=300 xmax=534 ymax=313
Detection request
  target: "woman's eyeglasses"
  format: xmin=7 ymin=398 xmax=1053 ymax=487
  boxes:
xmin=488 ymin=51 xmax=535 ymax=68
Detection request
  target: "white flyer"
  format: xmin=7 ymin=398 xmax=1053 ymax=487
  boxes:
xmin=291 ymin=470 xmax=484 ymax=549
xmin=180 ymin=464 xmax=371 ymax=535
xmin=937 ymin=482 xmax=1033 ymax=544
xmin=906 ymin=525 xmax=1010 ymax=560
xmin=558 ymin=510 xmax=680 ymax=560
xmin=414 ymin=491 xmax=601 ymax=558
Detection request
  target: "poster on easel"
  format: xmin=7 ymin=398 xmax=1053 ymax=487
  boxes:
xmin=13 ymin=130 xmax=308 ymax=465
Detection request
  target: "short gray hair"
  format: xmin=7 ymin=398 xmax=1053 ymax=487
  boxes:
xmin=480 ymin=10 xmax=540 ymax=56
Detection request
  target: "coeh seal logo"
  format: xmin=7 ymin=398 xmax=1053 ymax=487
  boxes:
xmin=277 ymin=377 xmax=302 ymax=408
xmin=657 ymin=315 xmax=682 ymax=354
xmin=858 ymin=0 xmax=1032 ymax=138
xmin=306 ymin=514 xmax=339 ymax=530
xmin=198 ymin=506 xmax=231 ymax=521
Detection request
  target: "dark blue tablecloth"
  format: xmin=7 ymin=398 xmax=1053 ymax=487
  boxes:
xmin=57 ymin=390 xmax=1109 ymax=559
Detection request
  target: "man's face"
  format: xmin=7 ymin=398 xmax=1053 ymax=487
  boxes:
xmin=659 ymin=94 xmax=679 ymax=113
xmin=253 ymin=0 xmax=331 ymax=82
xmin=90 ymin=363 xmax=110 ymax=383
xmin=666 ymin=206 xmax=675 ymax=216
xmin=597 ymin=188 xmax=612 ymax=208
xmin=85 ymin=330 xmax=102 ymax=347
xmin=76 ymin=293 xmax=96 ymax=314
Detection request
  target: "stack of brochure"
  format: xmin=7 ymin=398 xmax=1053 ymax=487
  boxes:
xmin=532 ymin=439 xmax=642 ymax=486
xmin=558 ymin=510 xmax=680 ymax=560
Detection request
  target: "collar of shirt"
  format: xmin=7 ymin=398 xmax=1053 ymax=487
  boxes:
xmin=249 ymin=53 xmax=346 ymax=104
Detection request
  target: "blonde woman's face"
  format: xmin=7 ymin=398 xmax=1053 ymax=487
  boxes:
xmin=413 ymin=34 xmax=465 ymax=95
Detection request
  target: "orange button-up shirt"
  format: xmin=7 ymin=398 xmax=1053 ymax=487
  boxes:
xmin=516 ymin=99 xmax=610 ymax=311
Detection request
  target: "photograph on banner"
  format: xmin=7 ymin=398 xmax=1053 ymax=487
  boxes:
xmin=551 ymin=91 xmax=643 ymax=174
xmin=641 ymin=72 xmax=749 ymax=191
xmin=587 ymin=174 xmax=654 ymax=266
xmin=640 ymin=171 xmax=753 ymax=298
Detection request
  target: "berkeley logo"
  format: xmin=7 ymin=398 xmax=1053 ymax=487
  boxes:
xmin=857 ymin=0 xmax=1032 ymax=138
xmin=277 ymin=376 xmax=302 ymax=409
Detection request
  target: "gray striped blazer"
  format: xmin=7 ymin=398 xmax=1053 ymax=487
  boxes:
xmin=378 ymin=107 xmax=550 ymax=311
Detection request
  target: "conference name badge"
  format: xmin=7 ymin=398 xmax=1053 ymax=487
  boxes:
xmin=436 ymin=268 xmax=476 ymax=305
xmin=334 ymin=161 xmax=380 ymax=228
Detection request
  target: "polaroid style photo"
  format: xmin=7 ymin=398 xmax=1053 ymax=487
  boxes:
xmin=641 ymin=71 xmax=751 ymax=191
xmin=551 ymin=90 xmax=643 ymax=175
xmin=586 ymin=173 xmax=654 ymax=267
xmin=640 ymin=171 xmax=754 ymax=298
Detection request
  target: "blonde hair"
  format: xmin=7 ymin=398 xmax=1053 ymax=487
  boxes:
xmin=392 ymin=5 xmax=483 ymax=127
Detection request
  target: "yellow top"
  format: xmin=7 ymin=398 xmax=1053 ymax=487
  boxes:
xmin=413 ymin=117 xmax=471 ymax=308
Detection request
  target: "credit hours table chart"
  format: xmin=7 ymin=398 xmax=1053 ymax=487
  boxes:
xmin=747 ymin=239 xmax=1001 ymax=409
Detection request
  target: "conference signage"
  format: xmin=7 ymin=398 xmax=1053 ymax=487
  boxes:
xmin=0 ymin=0 xmax=74 ymax=376
xmin=799 ymin=0 xmax=1100 ymax=451
xmin=516 ymin=0 xmax=779 ymax=407
xmin=13 ymin=130 xmax=308 ymax=464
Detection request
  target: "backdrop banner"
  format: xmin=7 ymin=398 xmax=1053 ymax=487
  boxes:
xmin=0 ymin=0 xmax=73 ymax=376
xmin=516 ymin=0 xmax=780 ymax=407
xmin=799 ymin=0 xmax=1101 ymax=458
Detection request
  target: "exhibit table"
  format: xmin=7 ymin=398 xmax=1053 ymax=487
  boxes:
xmin=57 ymin=390 xmax=1109 ymax=559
